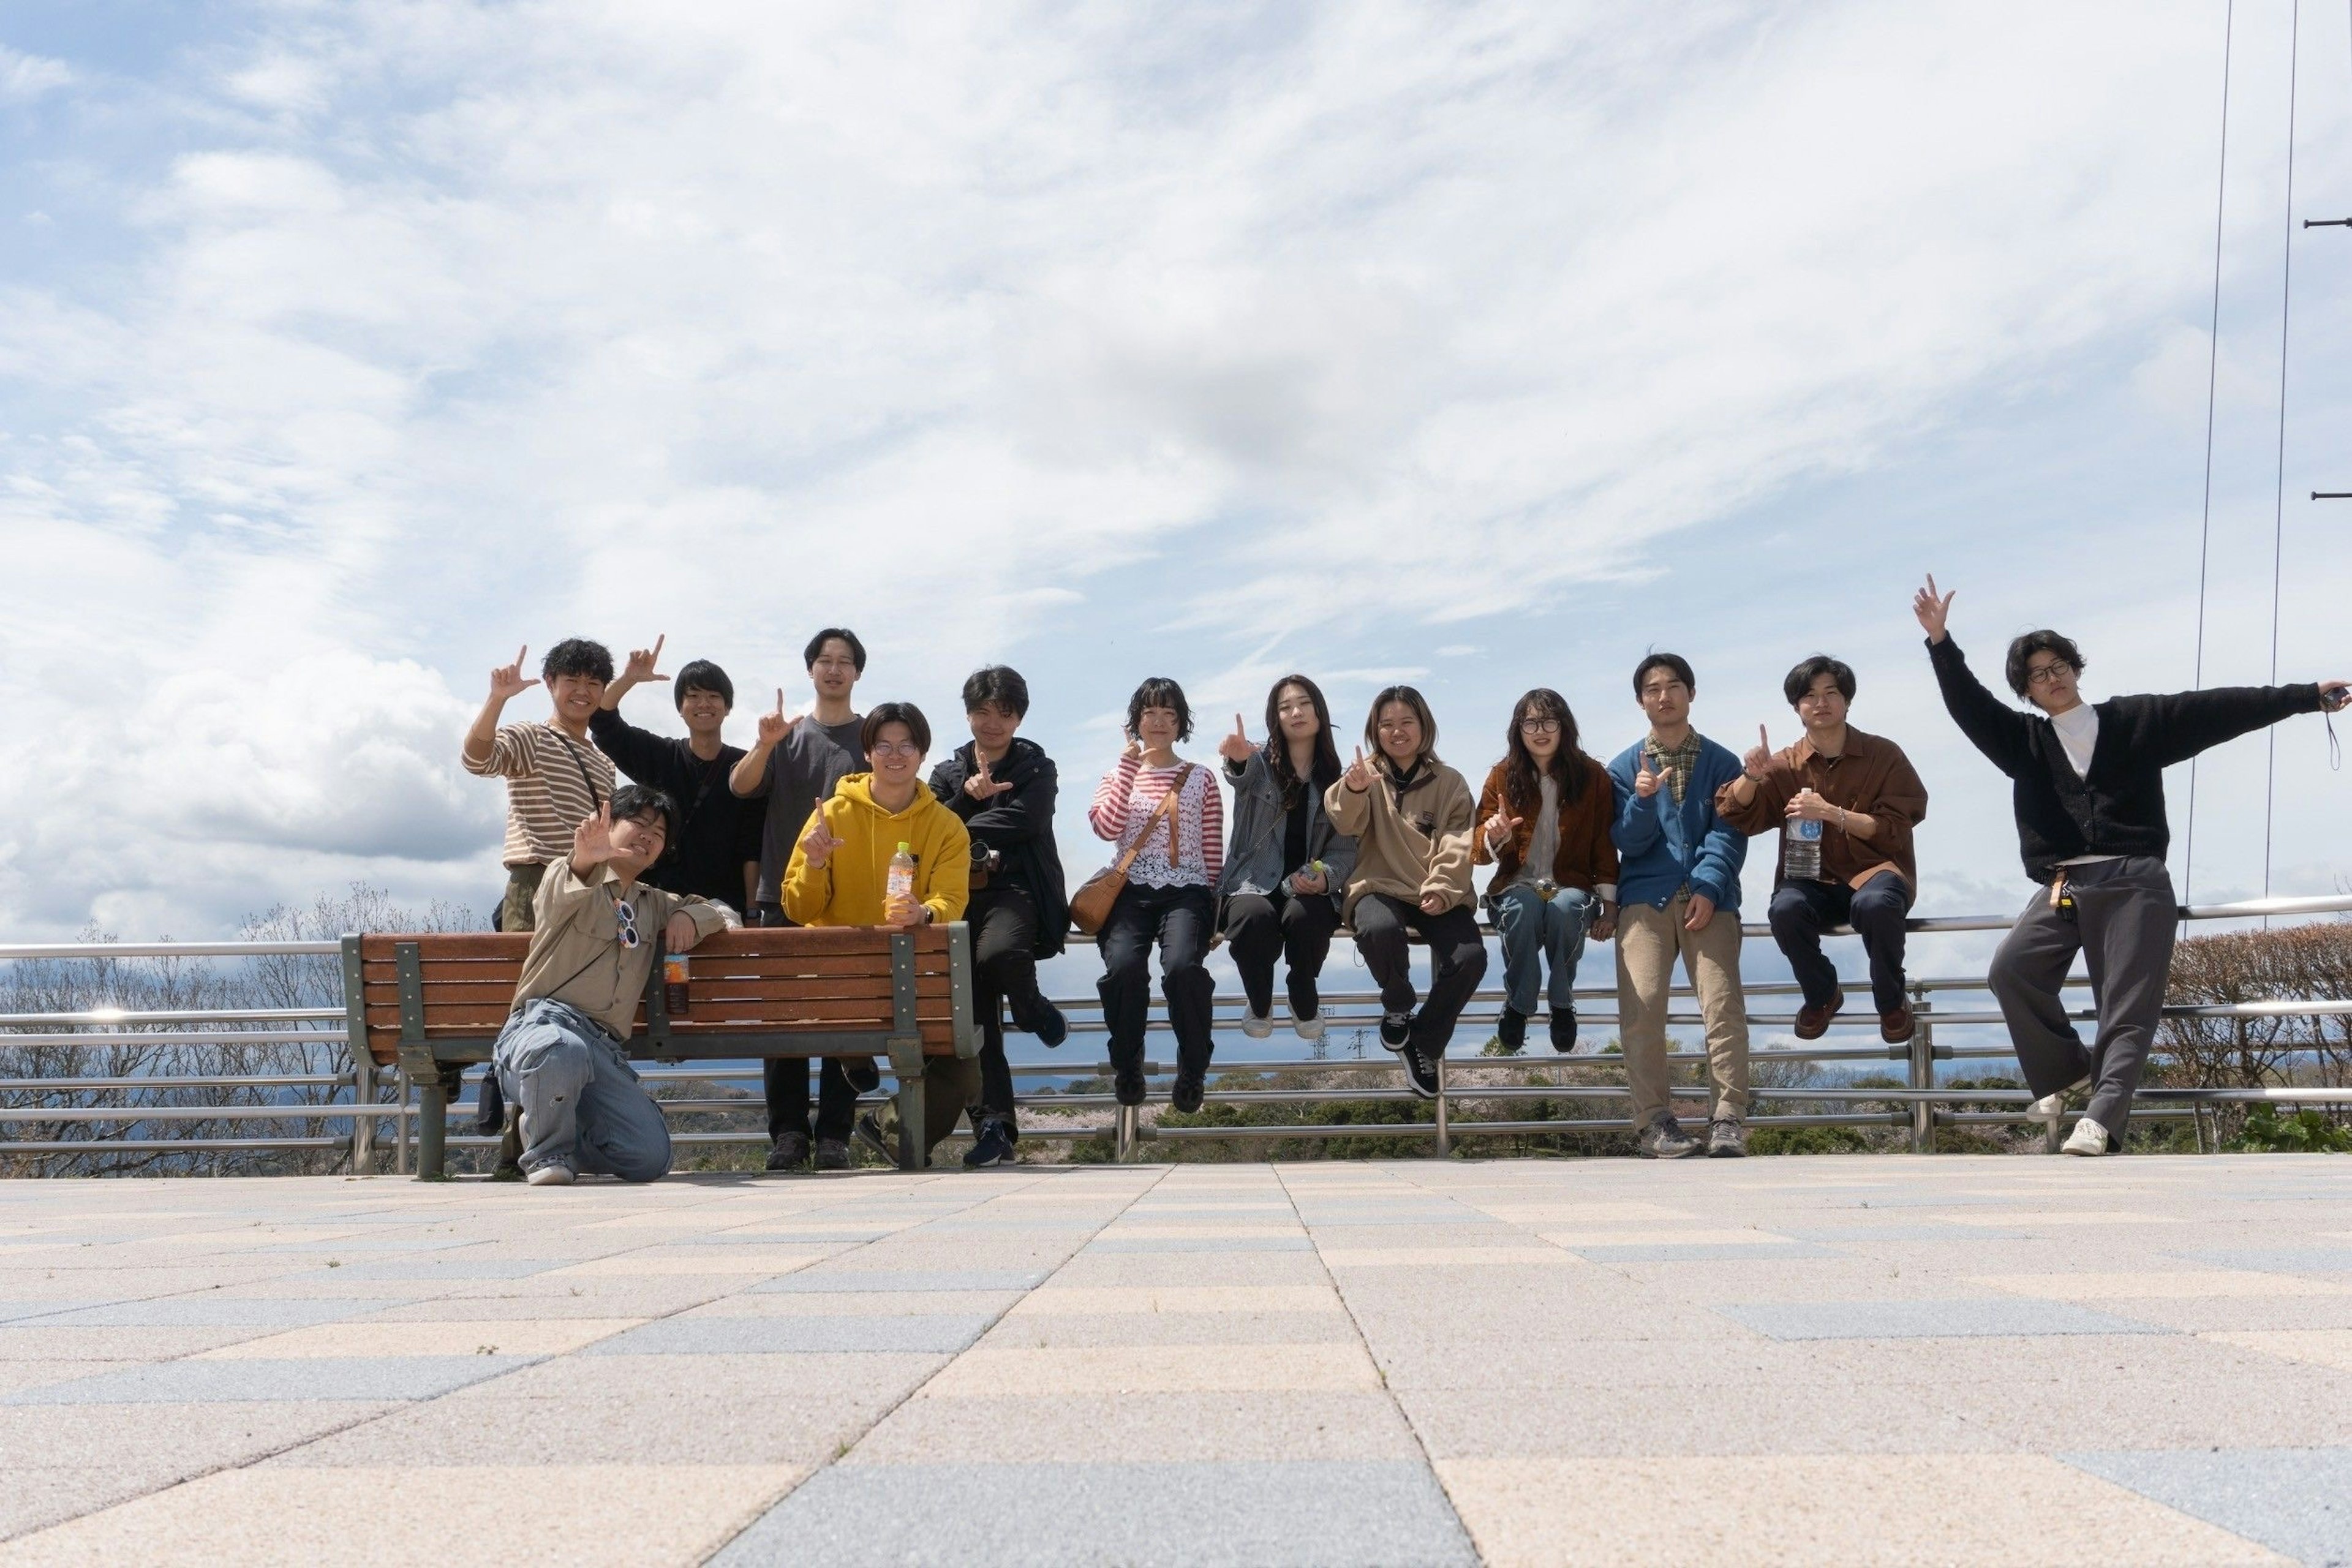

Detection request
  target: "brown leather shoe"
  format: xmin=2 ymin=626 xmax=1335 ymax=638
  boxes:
xmin=1793 ymin=989 xmax=1844 ymax=1040
xmin=1879 ymin=1005 xmax=1915 ymax=1044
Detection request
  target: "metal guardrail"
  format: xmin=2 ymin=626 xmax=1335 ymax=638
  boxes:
xmin=1 ymin=895 xmax=2348 ymax=1172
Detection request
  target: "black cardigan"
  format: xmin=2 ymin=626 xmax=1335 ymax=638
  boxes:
xmin=1928 ymin=636 xmax=2321 ymax=883
xmin=928 ymin=738 xmax=1070 ymax=957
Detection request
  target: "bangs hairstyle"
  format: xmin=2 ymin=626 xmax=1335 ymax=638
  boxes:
xmin=1363 ymin=684 xmax=1439 ymax=766
xmin=962 ymin=665 xmax=1030 ymax=718
xmin=1263 ymin=674 xmax=1341 ymax=802
xmin=1126 ymin=677 xmax=1193 ymax=742
xmin=543 ymin=638 xmax=615 ymax=684
xmin=861 ymin=702 xmax=932 ymax=756
xmin=609 ymin=783 xmax=677 ymax=846
xmin=804 ymin=627 xmax=868 ymax=672
xmin=1631 ymin=652 xmax=1694 ymax=699
xmin=673 ymin=659 xmax=734 ymax=710
xmin=1502 ymin=688 xmax=1588 ymax=809
xmin=2005 ymin=630 xmax=2086 ymax=699
xmin=1781 ymin=654 xmax=1855 ymax=707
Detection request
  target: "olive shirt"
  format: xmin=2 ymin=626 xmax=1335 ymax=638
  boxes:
xmin=510 ymin=858 xmax=734 ymax=1040
xmin=1712 ymin=727 xmax=1928 ymax=891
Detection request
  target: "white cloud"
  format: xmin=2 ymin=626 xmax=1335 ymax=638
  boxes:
xmin=0 ymin=45 xmax=72 ymax=102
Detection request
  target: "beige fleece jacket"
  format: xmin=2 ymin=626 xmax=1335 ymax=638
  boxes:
xmin=1323 ymin=758 xmax=1479 ymax=921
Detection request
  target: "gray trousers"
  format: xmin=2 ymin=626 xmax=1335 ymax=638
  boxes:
xmin=1986 ymin=856 xmax=2176 ymax=1136
xmin=492 ymin=998 xmax=673 ymax=1182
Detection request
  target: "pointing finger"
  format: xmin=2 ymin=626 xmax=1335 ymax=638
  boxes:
xmin=650 ymin=634 xmax=665 ymax=664
xmin=775 ymin=688 xmax=785 ymax=714
xmin=516 ymin=644 xmax=528 ymax=669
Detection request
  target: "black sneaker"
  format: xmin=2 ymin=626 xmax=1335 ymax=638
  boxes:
xmin=853 ymin=1112 xmax=894 ymax=1164
xmin=1170 ymin=1069 xmax=1205 ymax=1114
xmin=1112 ymin=1065 xmax=1147 ymax=1107
xmin=1030 ymin=999 xmax=1068 ymax=1049
xmin=843 ymin=1056 xmax=882 ymax=1095
xmin=813 ymin=1138 xmax=851 ymax=1170
xmin=1548 ymin=1008 xmax=1578 ymax=1053
xmin=963 ymin=1119 xmax=1017 ymax=1169
xmin=765 ymin=1131 xmax=810 ymax=1171
xmin=1496 ymin=1008 xmax=1528 ymax=1054
xmin=1379 ymin=1010 xmax=1413 ymax=1050
xmin=1401 ymin=1041 xmax=1439 ymax=1099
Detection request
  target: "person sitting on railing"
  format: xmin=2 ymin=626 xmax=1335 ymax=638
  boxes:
xmin=1216 ymin=674 xmax=1357 ymax=1046
xmin=462 ymin=638 xmax=618 ymax=933
xmin=1717 ymin=654 xmax=1929 ymax=1046
xmin=1474 ymin=689 xmax=1618 ymax=1054
xmin=1608 ymin=654 xmax=1751 ymax=1159
xmin=496 ymin=785 xmax=736 ymax=1186
xmin=1090 ymin=678 xmax=1223 ymax=1114
xmin=785 ymin=702 xmax=976 ymax=1169
xmin=929 ymin=666 xmax=1070 ymax=1170
xmin=1916 ymin=575 xmax=2351 ymax=1158
xmin=590 ymin=638 xmax=762 ymax=918
xmin=1325 ymin=685 xmax=1485 ymax=1101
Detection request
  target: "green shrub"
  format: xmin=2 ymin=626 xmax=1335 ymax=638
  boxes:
xmin=2226 ymin=1105 xmax=2352 ymax=1153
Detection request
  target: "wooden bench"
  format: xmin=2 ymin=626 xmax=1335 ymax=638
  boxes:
xmin=344 ymin=924 xmax=979 ymax=1175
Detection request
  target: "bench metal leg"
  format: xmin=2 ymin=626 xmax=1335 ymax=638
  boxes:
xmin=897 ymin=1073 xmax=925 ymax=1172
xmin=418 ymin=1076 xmax=448 ymax=1180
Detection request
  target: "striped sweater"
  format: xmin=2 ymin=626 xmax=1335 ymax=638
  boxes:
xmin=1089 ymin=756 xmax=1223 ymax=889
xmin=464 ymin=720 xmax=615 ymax=868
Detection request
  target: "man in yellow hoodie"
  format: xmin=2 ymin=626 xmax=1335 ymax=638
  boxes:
xmin=783 ymin=701 xmax=975 ymax=1166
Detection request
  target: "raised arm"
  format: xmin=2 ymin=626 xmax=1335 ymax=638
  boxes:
xmin=1088 ymin=748 xmax=1142 ymax=842
xmin=462 ymin=645 xmax=538 ymax=774
xmin=729 ymin=689 xmax=794 ymax=797
xmin=1714 ymin=726 xmax=1793 ymax=837
xmin=600 ymin=636 xmax=669 ymax=710
xmin=2144 ymin=682 xmax=2334 ymax=768
xmin=586 ymin=704 xmax=665 ymax=785
xmin=1915 ymin=576 xmax=2036 ymax=777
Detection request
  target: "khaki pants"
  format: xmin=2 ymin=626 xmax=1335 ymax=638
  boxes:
xmin=1616 ymin=894 xmax=1749 ymax=1129
xmin=499 ymin=863 xmax=546 ymax=933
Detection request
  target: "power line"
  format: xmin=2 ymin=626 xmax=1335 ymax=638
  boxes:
xmin=2261 ymin=0 xmax=2302 ymax=915
xmin=2183 ymin=0 xmax=2237 ymax=908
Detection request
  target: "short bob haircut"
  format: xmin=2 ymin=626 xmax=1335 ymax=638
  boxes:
xmin=1364 ymin=684 xmax=1439 ymax=764
xmin=1126 ymin=677 xmax=1193 ymax=743
xmin=962 ymin=665 xmax=1031 ymax=718
xmin=1782 ymin=654 xmax=1856 ymax=707
xmin=543 ymin=638 xmax=615 ymax=685
xmin=861 ymin=701 xmax=932 ymax=756
xmin=2005 ymin=630 xmax=2085 ymax=699
xmin=673 ymin=659 xmax=734 ymax=710
xmin=804 ymin=627 xmax=868 ymax=673
xmin=610 ymin=783 xmax=677 ymax=848
xmin=1631 ymin=652 xmax=1695 ymax=699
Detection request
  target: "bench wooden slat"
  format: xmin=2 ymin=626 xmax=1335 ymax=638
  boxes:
xmin=358 ymin=974 xmax=949 ymax=1013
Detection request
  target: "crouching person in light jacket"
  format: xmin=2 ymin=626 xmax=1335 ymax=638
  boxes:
xmin=496 ymin=784 xmax=737 ymax=1186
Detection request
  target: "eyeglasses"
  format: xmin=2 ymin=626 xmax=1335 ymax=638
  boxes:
xmin=2026 ymin=662 xmax=2075 ymax=687
xmin=869 ymin=741 xmax=924 ymax=758
xmin=1518 ymin=718 xmax=1561 ymax=734
xmin=612 ymin=897 xmax=640 ymax=950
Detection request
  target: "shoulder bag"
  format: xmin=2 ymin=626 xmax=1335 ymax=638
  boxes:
xmin=1069 ymin=764 xmax=1193 ymax=935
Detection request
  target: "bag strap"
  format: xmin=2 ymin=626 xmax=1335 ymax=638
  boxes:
xmin=549 ymin=728 xmax=605 ymax=810
xmin=1109 ymin=763 xmax=1193 ymax=877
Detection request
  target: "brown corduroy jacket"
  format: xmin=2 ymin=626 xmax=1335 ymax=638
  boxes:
xmin=1713 ymin=726 xmax=1928 ymax=891
xmin=1471 ymin=755 xmax=1619 ymax=900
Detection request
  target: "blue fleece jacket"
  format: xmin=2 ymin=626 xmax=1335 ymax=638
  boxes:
xmin=1606 ymin=736 xmax=1747 ymax=911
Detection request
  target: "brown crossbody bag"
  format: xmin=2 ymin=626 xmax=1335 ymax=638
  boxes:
xmin=1069 ymin=764 xmax=1194 ymax=935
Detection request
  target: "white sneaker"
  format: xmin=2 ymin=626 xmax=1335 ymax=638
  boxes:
xmin=1292 ymin=1011 xmax=1325 ymax=1043
xmin=2062 ymin=1117 xmax=2113 ymax=1157
xmin=1239 ymin=1011 xmax=1273 ymax=1040
xmin=525 ymin=1163 xmax=575 ymax=1186
xmin=2027 ymin=1075 xmax=2092 ymax=1124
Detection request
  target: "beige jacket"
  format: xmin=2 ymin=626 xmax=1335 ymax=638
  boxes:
xmin=1324 ymin=759 xmax=1479 ymax=921
xmin=512 ymin=859 xmax=734 ymax=1039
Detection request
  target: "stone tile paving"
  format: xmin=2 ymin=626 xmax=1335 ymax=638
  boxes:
xmin=0 ymin=1154 xmax=2346 ymax=1564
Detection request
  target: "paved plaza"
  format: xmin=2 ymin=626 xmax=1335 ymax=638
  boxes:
xmin=1 ymin=1155 xmax=2349 ymax=1565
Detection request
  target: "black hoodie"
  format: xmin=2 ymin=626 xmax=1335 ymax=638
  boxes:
xmin=929 ymin=737 xmax=1071 ymax=957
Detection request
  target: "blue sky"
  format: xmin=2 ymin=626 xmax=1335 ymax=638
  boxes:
xmin=1 ymin=0 xmax=2348 ymax=949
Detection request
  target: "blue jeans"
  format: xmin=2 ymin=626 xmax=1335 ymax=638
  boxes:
xmin=1491 ymin=883 xmax=1593 ymax=1016
xmin=492 ymin=998 xmax=672 ymax=1183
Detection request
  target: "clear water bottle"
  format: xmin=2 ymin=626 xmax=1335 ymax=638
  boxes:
xmin=1784 ymin=817 xmax=1823 ymax=881
xmin=887 ymin=841 xmax=917 ymax=908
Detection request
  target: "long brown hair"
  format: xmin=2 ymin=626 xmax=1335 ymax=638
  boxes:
xmin=1501 ymin=688 xmax=1587 ymax=811
xmin=1264 ymin=674 xmax=1341 ymax=805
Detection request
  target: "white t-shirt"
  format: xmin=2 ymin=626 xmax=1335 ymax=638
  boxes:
xmin=2045 ymin=703 xmax=2117 ymax=867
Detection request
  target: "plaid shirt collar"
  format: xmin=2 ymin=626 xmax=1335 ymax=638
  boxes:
xmin=1644 ymin=731 xmax=1702 ymax=804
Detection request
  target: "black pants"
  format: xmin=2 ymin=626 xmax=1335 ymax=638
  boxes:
xmin=1768 ymin=872 xmax=1915 ymax=1014
xmin=1222 ymin=889 xmax=1339 ymax=1019
xmin=1098 ymin=882 xmax=1215 ymax=1087
xmin=971 ymin=885 xmax=1047 ymax=1133
xmin=753 ymin=903 xmax=861 ymax=1144
xmin=1987 ymin=856 xmax=2177 ymax=1134
xmin=1352 ymin=894 xmax=1488 ymax=1055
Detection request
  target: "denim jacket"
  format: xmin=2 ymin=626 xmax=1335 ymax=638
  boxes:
xmin=1215 ymin=748 xmax=1357 ymax=912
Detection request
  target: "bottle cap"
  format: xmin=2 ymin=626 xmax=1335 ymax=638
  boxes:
xmin=897 ymin=841 xmax=911 ymax=852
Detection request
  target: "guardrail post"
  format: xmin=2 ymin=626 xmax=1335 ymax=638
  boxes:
xmin=339 ymin=934 xmax=374 ymax=1175
xmin=350 ymin=1065 xmax=375 ymax=1174
xmin=1115 ymin=1102 xmax=1137 ymax=1163
xmin=1433 ymin=1055 xmax=1450 ymax=1158
xmin=1909 ymin=987 xmax=1933 ymax=1153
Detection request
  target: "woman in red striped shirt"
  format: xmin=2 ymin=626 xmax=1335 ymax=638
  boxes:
xmin=1090 ymin=677 xmax=1224 ymax=1113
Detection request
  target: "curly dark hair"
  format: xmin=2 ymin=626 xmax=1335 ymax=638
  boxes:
xmin=542 ymin=638 xmax=614 ymax=684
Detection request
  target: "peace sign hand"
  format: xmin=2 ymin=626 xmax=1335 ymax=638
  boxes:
xmin=1343 ymin=745 xmax=1374 ymax=793
xmin=622 ymin=635 xmax=669 ymax=685
xmin=573 ymin=803 xmax=614 ymax=867
xmin=1216 ymin=714 xmax=1255 ymax=765
xmin=965 ymin=753 xmax=1014 ymax=801
xmin=1482 ymin=811 xmax=1523 ymax=853
xmin=756 ymin=689 xmax=798 ymax=750
xmin=1634 ymin=750 xmax=1665 ymax=799
xmin=1913 ymin=575 xmax=1957 ymax=643
xmin=1743 ymin=725 xmax=1774 ymax=780
xmin=489 ymin=645 xmax=539 ymax=704
xmin=799 ymin=815 xmax=845 ymax=870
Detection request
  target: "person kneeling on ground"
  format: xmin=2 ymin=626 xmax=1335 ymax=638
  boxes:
xmin=1716 ymin=654 xmax=1929 ymax=1046
xmin=494 ymin=786 xmax=737 ymax=1186
xmin=785 ymin=701 xmax=976 ymax=1168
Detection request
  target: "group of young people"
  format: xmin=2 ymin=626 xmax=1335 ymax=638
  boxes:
xmin=461 ymin=582 xmax=2350 ymax=1186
